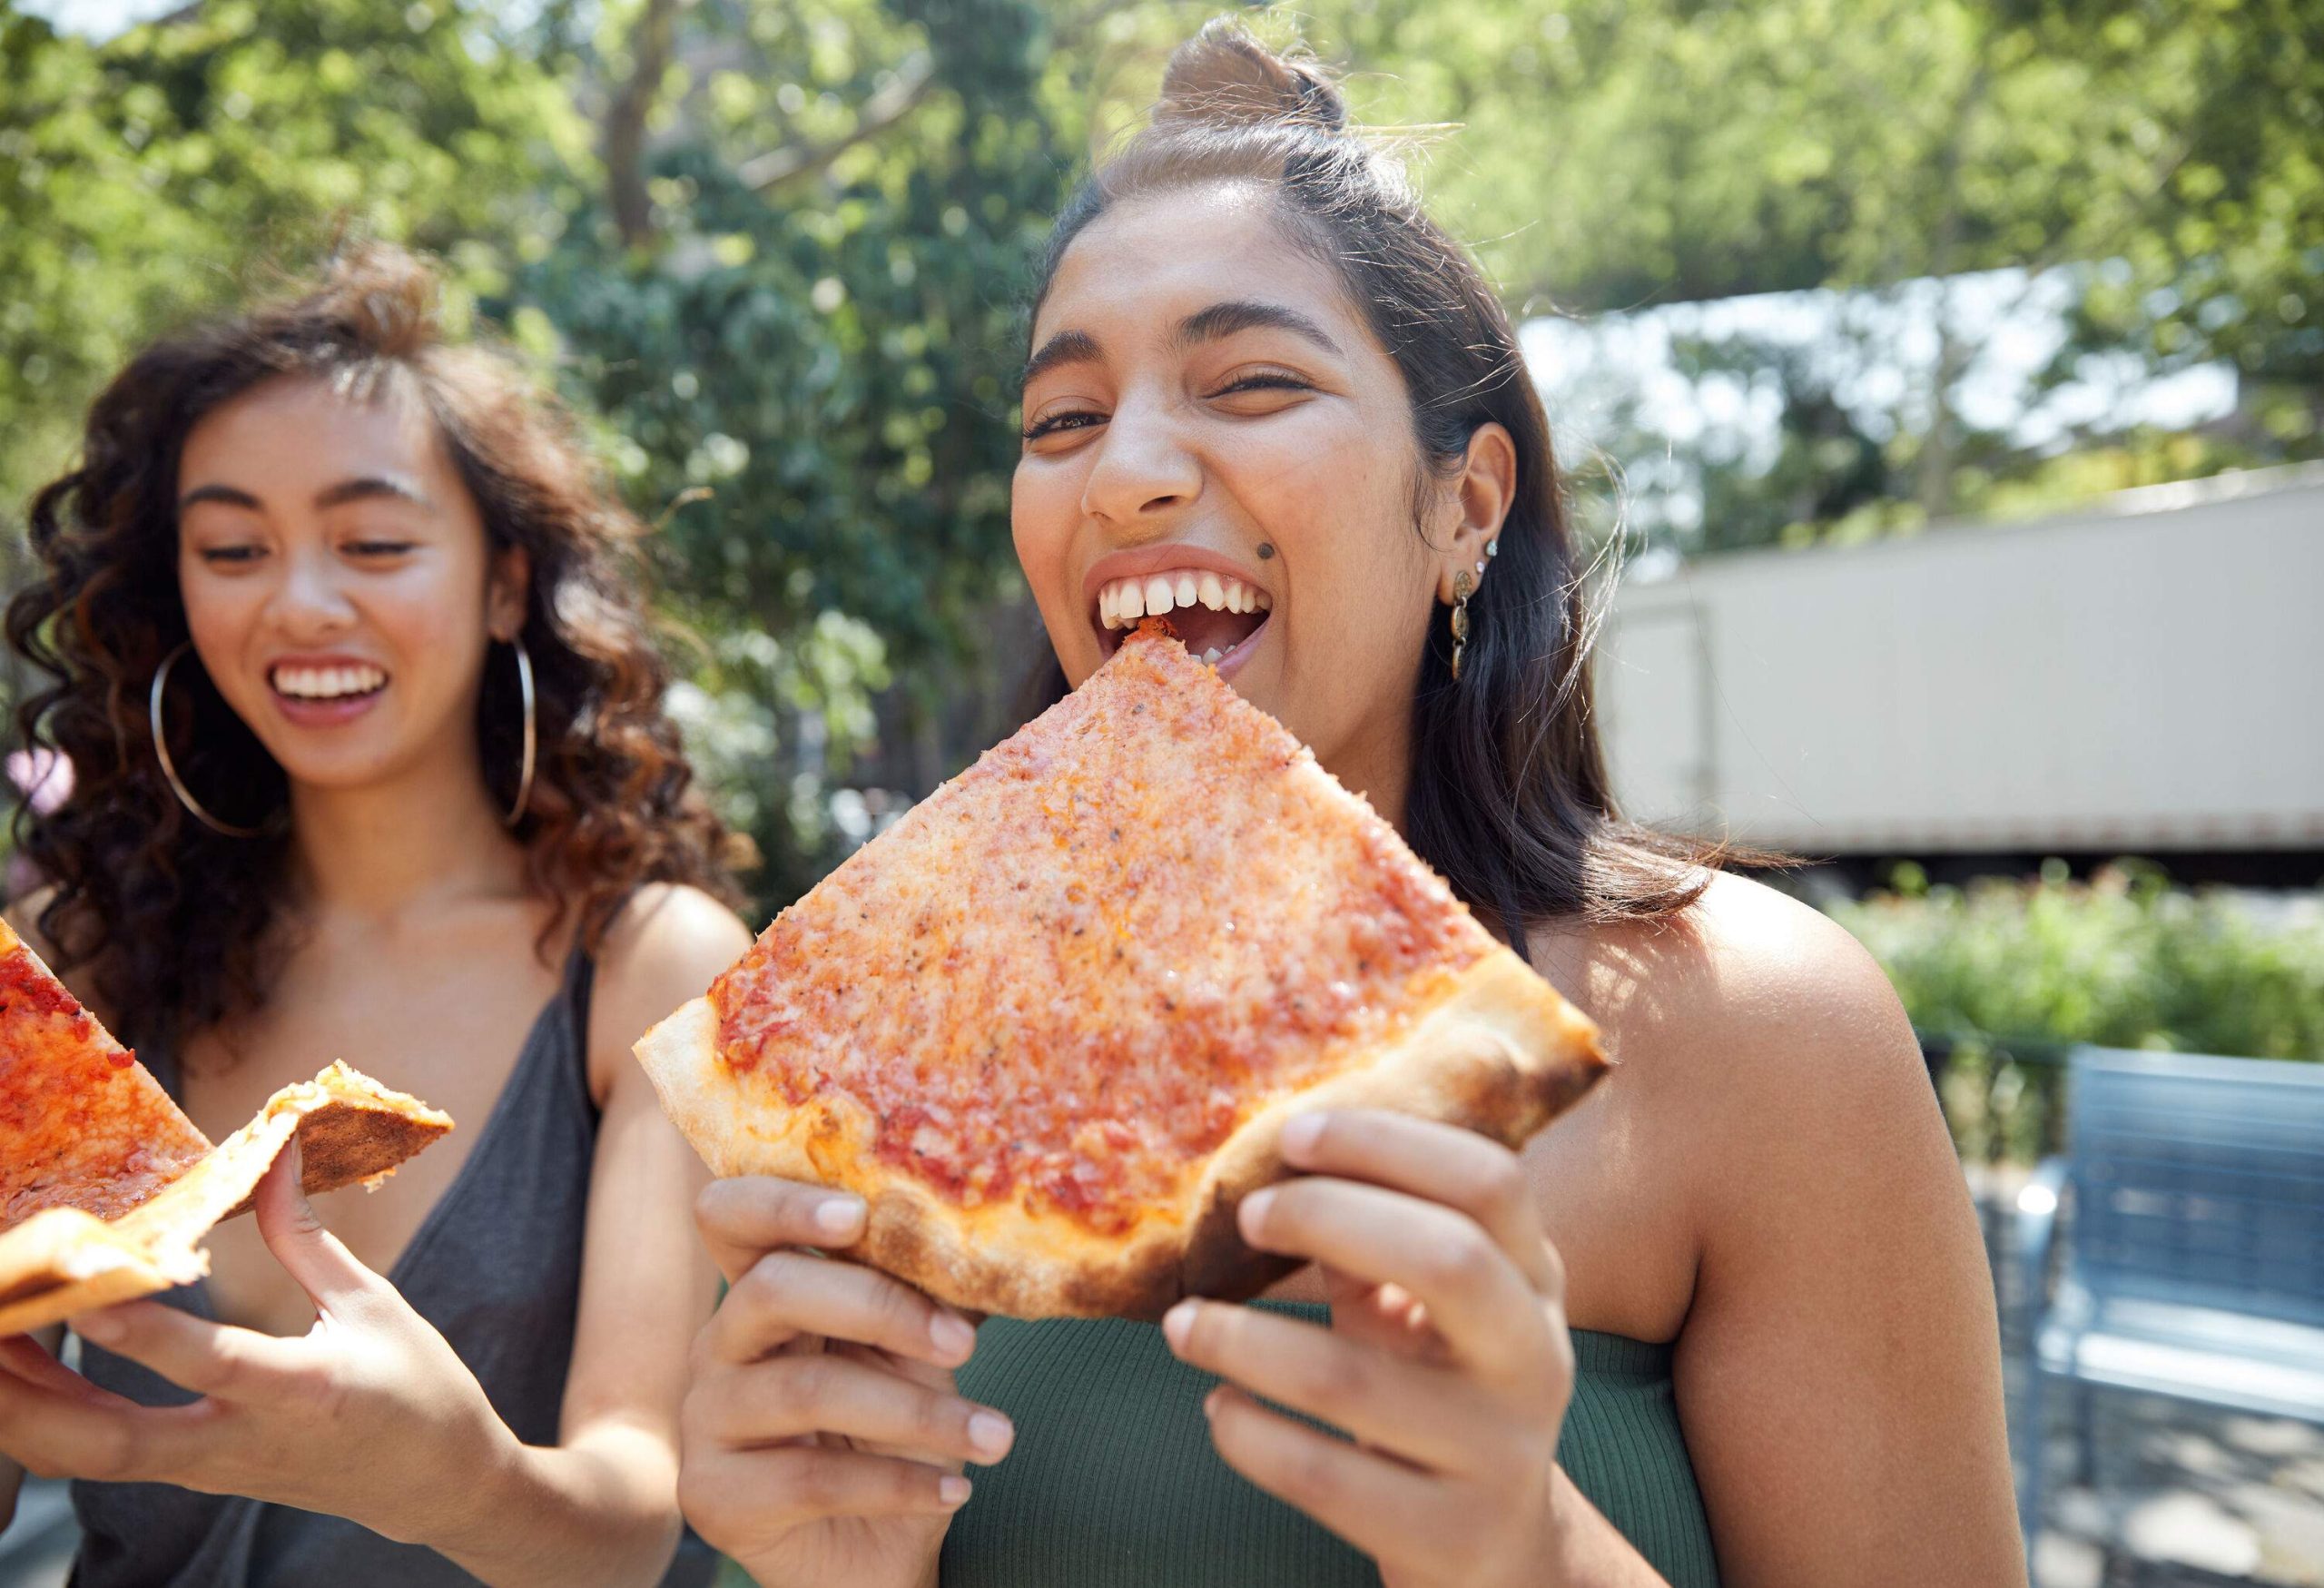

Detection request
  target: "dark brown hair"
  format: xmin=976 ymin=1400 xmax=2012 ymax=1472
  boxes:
xmin=8 ymin=243 xmax=743 ymax=1050
xmin=1022 ymin=20 xmax=1731 ymax=933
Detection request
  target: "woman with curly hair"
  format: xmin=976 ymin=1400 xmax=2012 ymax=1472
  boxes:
xmin=0 ymin=243 xmax=751 ymax=1587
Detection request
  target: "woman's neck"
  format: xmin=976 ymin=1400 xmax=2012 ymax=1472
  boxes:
xmin=1324 ymin=708 xmax=1414 ymax=837
xmin=286 ymin=743 xmax=526 ymax=922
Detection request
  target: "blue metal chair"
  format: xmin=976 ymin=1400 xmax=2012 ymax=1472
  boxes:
xmin=2012 ymin=1046 xmax=2324 ymax=1562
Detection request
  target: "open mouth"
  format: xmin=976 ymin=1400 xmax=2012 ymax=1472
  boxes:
xmin=268 ymin=662 xmax=389 ymax=705
xmin=1093 ymin=569 xmax=1271 ymax=667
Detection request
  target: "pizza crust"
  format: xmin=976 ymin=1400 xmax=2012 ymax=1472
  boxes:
xmin=635 ymin=943 xmax=1604 ymax=1320
xmin=0 ymin=1062 xmax=451 ymax=1337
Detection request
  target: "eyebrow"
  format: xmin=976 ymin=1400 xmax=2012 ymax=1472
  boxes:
xmin=178 ymin=475 xmax=433 ymax=514
xmin=1176 ymin=300 xmax=1343 ymax=357
xmin=1020 ymin=299 xmax=1347 ymax=391
xmin=1022 ymin=330 xmax=1101 ymax=388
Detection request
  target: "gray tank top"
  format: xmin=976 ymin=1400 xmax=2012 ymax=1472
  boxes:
xmin=69 ymin=941 xmax=715 ymax=1587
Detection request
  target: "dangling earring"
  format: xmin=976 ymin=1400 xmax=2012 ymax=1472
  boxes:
xmin=501 ymin=635 xmax=537 ymax=828
xmin=1450 ymin=569 xmax=1477 ymax=683
xmin=150 ymin=643 xmax=275 ymax=838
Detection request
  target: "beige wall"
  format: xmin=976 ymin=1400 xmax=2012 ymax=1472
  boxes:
xmin=1596 ymin=465 xmax=2324 ymax=853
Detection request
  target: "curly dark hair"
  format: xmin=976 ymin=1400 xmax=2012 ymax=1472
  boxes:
xmin=8 ymin=243 xmax=744 ymax=1051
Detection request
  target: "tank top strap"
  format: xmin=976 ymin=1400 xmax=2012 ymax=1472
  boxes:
xmin=554 ymin=919 xmax=600 ymax=1100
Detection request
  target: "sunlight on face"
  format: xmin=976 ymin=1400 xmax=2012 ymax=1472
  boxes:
xmin=1012 ymin=182 xmax=1443 ymax=805
xmin=174 ymin=373 xmax=523 ymax=799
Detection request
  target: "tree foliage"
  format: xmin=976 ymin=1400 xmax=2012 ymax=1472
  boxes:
xmin=0 ymin=0 xmax=583 ymax=518
xmin=1 ymin=0 xmax=2314 ymax=905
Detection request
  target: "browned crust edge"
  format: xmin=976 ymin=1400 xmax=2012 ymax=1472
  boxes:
xmin=635 ymin=948 xmax=1606 ymax=1321
xmin=0 ymin=1062 xmax=451 ymax=1337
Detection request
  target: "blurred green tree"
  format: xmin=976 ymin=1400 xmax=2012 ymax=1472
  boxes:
xmin=0 ymin=0 xmax=584 ymax=522
xmin=2 ymin=0 xmax=2315 ymax=907
xmin=504 ymin=0 xmax=1068 ymax=904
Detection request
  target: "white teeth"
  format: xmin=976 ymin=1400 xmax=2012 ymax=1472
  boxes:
xmin=272 ymin=664 xmax=386 ymax=700
xmin=1093 ymin=570 xmax=1275 ymax=632
xmin=1201 ymin=646 xmax=1224 ymax=665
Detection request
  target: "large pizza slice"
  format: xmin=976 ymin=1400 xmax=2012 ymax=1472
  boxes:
xmin=0 ymin=922 xmax=452 ymax=1336
xmin=635 ymin=623 xmax=1607 ymax=1320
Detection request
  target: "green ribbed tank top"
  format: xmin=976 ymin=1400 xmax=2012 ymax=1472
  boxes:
xmin=942 ymin=1301 xmax=1718 ymax=1586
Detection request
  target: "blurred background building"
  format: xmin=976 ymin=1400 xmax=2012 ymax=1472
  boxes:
xmin=1 ymin=0 xmax=2319 ymax=1583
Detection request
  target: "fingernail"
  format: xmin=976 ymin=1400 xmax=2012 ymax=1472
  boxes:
xmin=1279 ymin=1113 xmax=1324 ymax=1159
xmin=930 ymin=1311 xmax=977 ymax=1361
xmin=1161 ymin=1299 xmax=1196 ymax=1352
xmin=1239 ymin=1187 xmax=1277 ymax=1239
xmin=70 ymin=1311 xmax=122 ymax=1346
xmin=813 ymin=1195 xmax=864 ymax=1238
xmin=939 ymin=1475 xmax=972 ymax=1507
xmin=967 ymin=1410 xmax=1014 ymax=1460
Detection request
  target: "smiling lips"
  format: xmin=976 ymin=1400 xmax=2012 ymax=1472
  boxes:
xmin=266 ymin=660 xmax=389 ymax=725
xmin=1095 ymin=567 xmax=1272 ymax=668
xmin=1097 ymin=569 xmax=1270 ymax=628
xmin=270 ymin=663 xmax=387 ymax=702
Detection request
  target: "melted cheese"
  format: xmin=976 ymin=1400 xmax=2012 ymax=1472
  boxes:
xmin=712 ymin=626 xmax=1496 ymax=1235
xmin=0 ymin=922 xmax=212 ymax=1229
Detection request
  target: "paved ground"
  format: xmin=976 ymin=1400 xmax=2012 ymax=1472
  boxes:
xmin=2024 ymin=1389 xmax=2324 ymax=1586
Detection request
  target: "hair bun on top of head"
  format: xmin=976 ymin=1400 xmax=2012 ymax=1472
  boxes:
xmin=1153 ymin=18 xmax=1348 ymax=133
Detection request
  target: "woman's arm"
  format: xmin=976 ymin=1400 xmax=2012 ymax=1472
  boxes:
xmin=0 ymin=885 xmax=749 ymax=1588
xmin=428 ymin=884 xmax=747 ymax=1584
xmin=1659 ymin=885 xmax=2024 ymax=1587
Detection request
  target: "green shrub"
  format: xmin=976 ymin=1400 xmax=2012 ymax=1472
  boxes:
xmin=1826 ymin=864 xmax=2324 ymax=1161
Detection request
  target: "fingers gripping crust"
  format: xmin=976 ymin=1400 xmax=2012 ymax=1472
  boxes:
xmin=0 ymin=1063 xmax=451 ymax=1336
xmin=630 ymin=626 xmax=1608 ymax=1321
xmin=635 ymin=950 xmax=1605 ymax=1321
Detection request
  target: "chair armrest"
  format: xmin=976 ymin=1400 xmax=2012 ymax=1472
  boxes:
xmin=2011 ymin=1156 xmax=2070 ymax=1327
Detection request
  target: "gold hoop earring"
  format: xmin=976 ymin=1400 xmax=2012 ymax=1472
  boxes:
xmin=1450 ymin=569 xmax=1477 ymax=682
xmin=150 ymin=643 xmax=273 ymax=839
xmin=502 ymin=635 xmax=536 ymax=828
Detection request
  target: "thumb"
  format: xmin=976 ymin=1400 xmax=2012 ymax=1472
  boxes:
xmin=254 ymin=1137 xmax=386 ymax=1317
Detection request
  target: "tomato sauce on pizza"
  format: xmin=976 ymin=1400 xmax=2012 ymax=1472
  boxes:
xmin=709 ymin=625 xmax=1499 ymax=1238
xmin=0 ymin=922 xmax=212 ymax=1229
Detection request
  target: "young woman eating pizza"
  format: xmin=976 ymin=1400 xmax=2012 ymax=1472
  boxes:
xmin=0 ymin=244 xmax=752 ymax=1585
xmin=676 ymin=20 xmax=2025 ymax=1588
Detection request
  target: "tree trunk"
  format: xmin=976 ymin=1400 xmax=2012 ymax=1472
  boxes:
xmin=606 ymin=0 xmax=682 ymax=249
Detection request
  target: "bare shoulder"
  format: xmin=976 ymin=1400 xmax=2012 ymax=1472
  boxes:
xmin=587 ymin=883 xmax=753 ymax=1090
xmin=1539 ymin=872 xmax=1940 ymax=1188
xmin=1555 ymin=871 xmax=1915 ymax=1074
xmin=599 ymin=883 xmax=753 ymax=984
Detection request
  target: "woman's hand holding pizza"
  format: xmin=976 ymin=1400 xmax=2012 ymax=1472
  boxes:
xmin=0 ymin=1144 xmax=510 ymax=1546
xmin=1162 ymin=1110 xmax=1580 ymax=1588
xmin=680 ymin=1177 xmax=1017 ymax=1588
